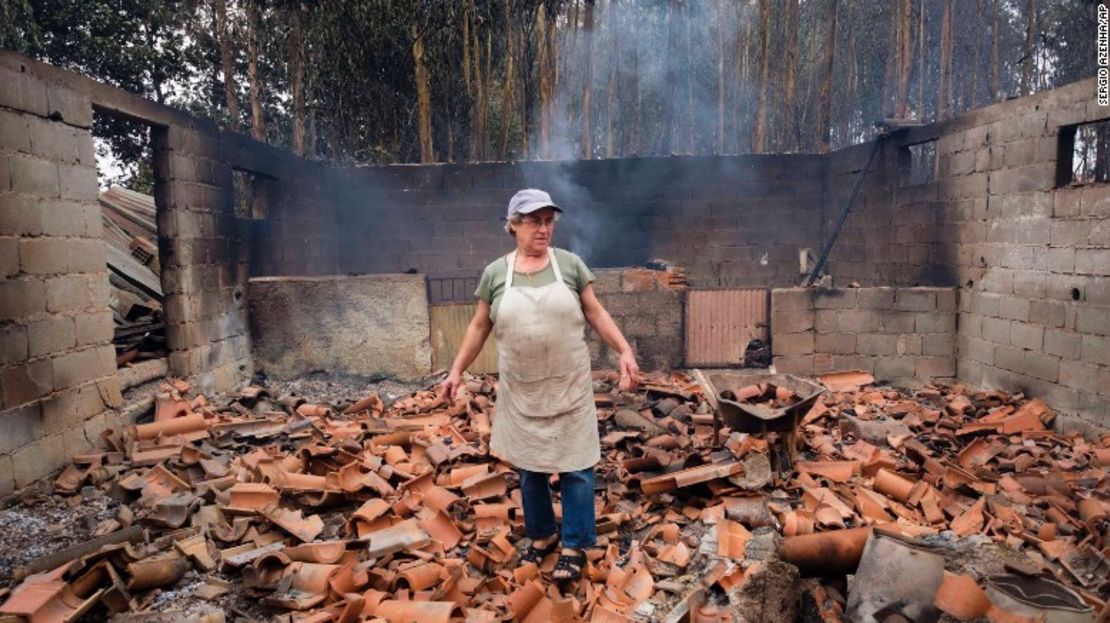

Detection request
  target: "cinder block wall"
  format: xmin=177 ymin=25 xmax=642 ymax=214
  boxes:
xmin=336 ymin=156 xmax=827 ymax=288
xmin=589 ymin=269 xmax=684 ymax=371
xmin=0 ymin=61 xmax=123 ymax=495
xmin=771 ymin=287 xmax=958 ymax=384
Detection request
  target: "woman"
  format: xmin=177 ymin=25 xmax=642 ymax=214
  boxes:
xmin=439 ymin=188 xmax=640 ymax=581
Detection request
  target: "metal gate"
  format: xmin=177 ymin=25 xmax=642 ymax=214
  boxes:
xmin=429 ymin=303 xmax=499 ymax=374
xmin=684 ymin=288 xmax=770 ymax=367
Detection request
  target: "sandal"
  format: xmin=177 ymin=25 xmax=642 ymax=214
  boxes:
xmin=520 ymin=535 xmax=558 ymax=564
xmin=551 ymin=549 xmax=586 ymax=581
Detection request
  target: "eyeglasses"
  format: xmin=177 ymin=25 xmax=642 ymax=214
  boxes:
xmin=519 ymin=213 xmax=560 ymax=228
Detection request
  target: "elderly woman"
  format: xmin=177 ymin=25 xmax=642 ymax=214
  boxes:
xmin=439 ymin=188 xmax=640 ymax=580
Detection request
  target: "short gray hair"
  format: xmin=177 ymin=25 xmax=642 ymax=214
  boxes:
xmin=504 ymin=213 xmax=524 ymax=235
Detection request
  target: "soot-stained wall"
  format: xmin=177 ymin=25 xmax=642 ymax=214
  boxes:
xmin=336 ymin=155 xmax=827 ymax=288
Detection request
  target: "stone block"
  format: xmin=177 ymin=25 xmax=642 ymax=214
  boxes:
xmin=772 ymin=332 xmax=814 ymax=356
xmin=916 ymin=356 xmax=956 ymax=379
xmin=9 ymin=154 xmax=59 ymax=197
xmin=1010 ymin=322 xmax=1045 ymax=350
xmin=815 ymin=333 xmax=856 ymax=354
xmin=893 ymin=288 xmax=937 ymax=311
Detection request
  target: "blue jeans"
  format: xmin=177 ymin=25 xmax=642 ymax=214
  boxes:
xmin=517 ymin=467 xmax=596 ymax=549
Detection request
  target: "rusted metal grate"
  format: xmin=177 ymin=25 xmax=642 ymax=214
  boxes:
xmin=427 ymin=277 xmax=480 ymax=305
xmin=429 ymin=303 xmax=499 ymax=374
xmin=684 ymin=288 xmax=770 ymax=367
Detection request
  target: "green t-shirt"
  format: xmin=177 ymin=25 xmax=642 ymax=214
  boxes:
xmin=475 ymin=248 xmax=595 ymax=323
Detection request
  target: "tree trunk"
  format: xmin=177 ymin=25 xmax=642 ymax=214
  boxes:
xmin=483 ymin=29 xmax=492 ymax=158
xmin=628 ymin=9 xmax=641 ymax=155
xmin=498 ymin=0 xmax=514 ymax=159
xmin=971 ymin=0 xmax=982 ymax=108
xmin=883 ymin=1 xmax=897 ymax=117
xmin=684 ymin=1 xmax=693 ymax=153
xmin=290 ymin=4 xmax=305 ymax=155
xmin=537 ymin=1 xmax=550 ymax=158
xmin=664 ymin=0 xmax=678 ymax=154
xmin=916 ymin=1 xmax=924 ymax=119
xmin=1022 ymin=0 xmax=1035 ymax=96
xmin=605 ymin=0 xmax=616 ymax=158
xmin=818 ymin=0 xmax=837 ymax=154
xmin=580 ymin=0 xmax=594 ymax=159
xmin=463 ymin=1 xmax=472 ymax=97
xmin=470 ymin=9 xmax=486 ymax=161
xmin=214 ymin=0 xmax=239 ymax=130
xmin=841 ymin=3 xmax=857 ymax=144
xmin=991 ymin=0 xmax=1000 ymax=99
xmin=895 ymin=0 xmax=912 ymax=119
xmin=716 ymin=0 xmax=725 ymax=155
xmin=783 ymin=0 xmax=798 ymax=151
xmin=752 ymin=0 xmax=771 ymax=154
xmin=412 ymin=26 xmax=434 ymax=163
xmin=937 ymin=0 xmax=952 ymax=120
xmin=736 ymin=1 xmax=750 ymax=152
xmin=246 ymin=0 xmax=265 ymax=141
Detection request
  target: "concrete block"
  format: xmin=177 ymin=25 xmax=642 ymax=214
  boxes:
xmin=874 ymin=356 xmax=916 ymax=379
xmin=771 ymin=288 xmax=813 ymax=312
xmin=0 ymin=403 xmax=42 ymax=454
xmin=916 ymin=356 xmax=956 ymax=379
xmin=0 ymin=277 xmax=46 ymax=320
xmin=879 ymin=311 xmax=915 ymax=334
xmin=0 ymin=324 xmax=28 ymax=366
xmin=915 ymin=312 xmax=956 ymax=334
xmin=66 ymin=239 xmax=106 ymax=274
xmin=1054 ymin=189 xmax=1082 ymax=217
xmin=773 ymin=354 xmax=814 ymax=376
xmin=27 ymin=315 xmax=76 ymax=357
xmin=52 ymin=346 xmax=110 ymax=392
xmin=997 ymin=296 xmax=1031 ymax=321
xmin=1076 ymin=250 xmax=1110 ymax=276
xmin=1050 ymin=220 xmax=1088 ymax=247
xmin=12 ymin=432 xmax=65 ymax=488
xmin=40 ymin=386 xmax=80 ymax=435
xmin=1075 ymin=305 xmax=1110 ymax=336
xmin=1010 ymin=322 xmax=1045 ymax=351
xmin=46 ymin=85 xmax=93 ymax=128
xmin=1044 ymin=328 xmax=1081 ymax=360
xmin=856 ymin=333 xmax=899 ymax=356
xmin=9 ymin=154 xmax=59 ymax=197
xmin=855 ymin=288 xmax=895 ymax=310
xmin=1029 ymin=300 xmax=1067 ymax=328
xmin=814 ymin=289 xmax=857 ymax=309
xmin=815 ymin=333 xmax=856 ymax=354
xmin=893 ymin=288 xmax=937 ymax=311
xmin=0 ymin=358 xmax=52 ymax=408
xmin=18 ymin=236 xmax=68 ymax=275
xmin=1059 ymin=360 xmax=1100 ymax=394
xmin=1081 ymin=335 xmax=1110 ymax=366
xmin=814 ymin=310 xmax=839 ymax=334
xmin=994 ymin=344 xmax=1025 ymax=372
xmin=935 ymin=289 xmax=957 ymax=311
xmin=895 ymin=334 xmax=922 ymax=355
xmin=75 ymin=309 xmax=114 ymax=346
xmin=962 ymin=336 xmax=995 ymax=365
xmin=0 ymin=110 xmax=31 ymax=152
xmin=837 ymin=309 xmax=882 ymax=334
xmin=45 ymin=274 xmax=91 ymax=313
xmin=0 ymin=236 xmax=17 ymax=278
xmin=58 ymin=163 xmax=97 ymax=202
xmin=1022 ymin=351 xmax=1060 ymax=383
xmin=772 ymin=332 xmax=814 ymax=356
xmin=772 ymin=310 xmax=814 ymax=334
xmin=922 ymin=333 xmax=955 ymax=357
xmin=0 ymin=65 xmax=48 ymax=116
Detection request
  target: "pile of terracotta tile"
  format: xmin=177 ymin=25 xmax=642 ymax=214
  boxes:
xmin=0 ymin=370 xmax=1106 ymax=622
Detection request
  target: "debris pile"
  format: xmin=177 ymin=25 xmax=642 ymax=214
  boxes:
xmin=0 ymin=370 xmax=1106 ymax=622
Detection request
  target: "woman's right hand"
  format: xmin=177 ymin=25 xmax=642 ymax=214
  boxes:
xmin=438 ymin=370 xmax=463 ymax=403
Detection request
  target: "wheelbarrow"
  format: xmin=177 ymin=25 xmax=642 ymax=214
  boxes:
xmin=692 ymin=370 xmax=825 ymax=474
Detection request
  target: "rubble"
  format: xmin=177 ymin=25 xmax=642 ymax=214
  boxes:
xmin=0 ymin=371 xmax=1106 ymax=622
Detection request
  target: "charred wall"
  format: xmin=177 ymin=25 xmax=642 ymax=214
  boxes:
xmin=336 ymin=155 xmax=827 ymax=288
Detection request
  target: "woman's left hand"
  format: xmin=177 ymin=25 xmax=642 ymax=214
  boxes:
xmin=618 ymin=349 xmax=640 ymax=391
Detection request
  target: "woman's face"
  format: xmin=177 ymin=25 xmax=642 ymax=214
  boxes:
xmin=513 ymin=207 xmax=558 ymax=255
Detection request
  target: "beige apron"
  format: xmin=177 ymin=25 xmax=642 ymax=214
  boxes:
xmin=489 ymin=247 xmax=600 ymax=473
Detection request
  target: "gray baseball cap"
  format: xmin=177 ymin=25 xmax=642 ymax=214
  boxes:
xmin=506 ymin=188 xmax=562 ymax=220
